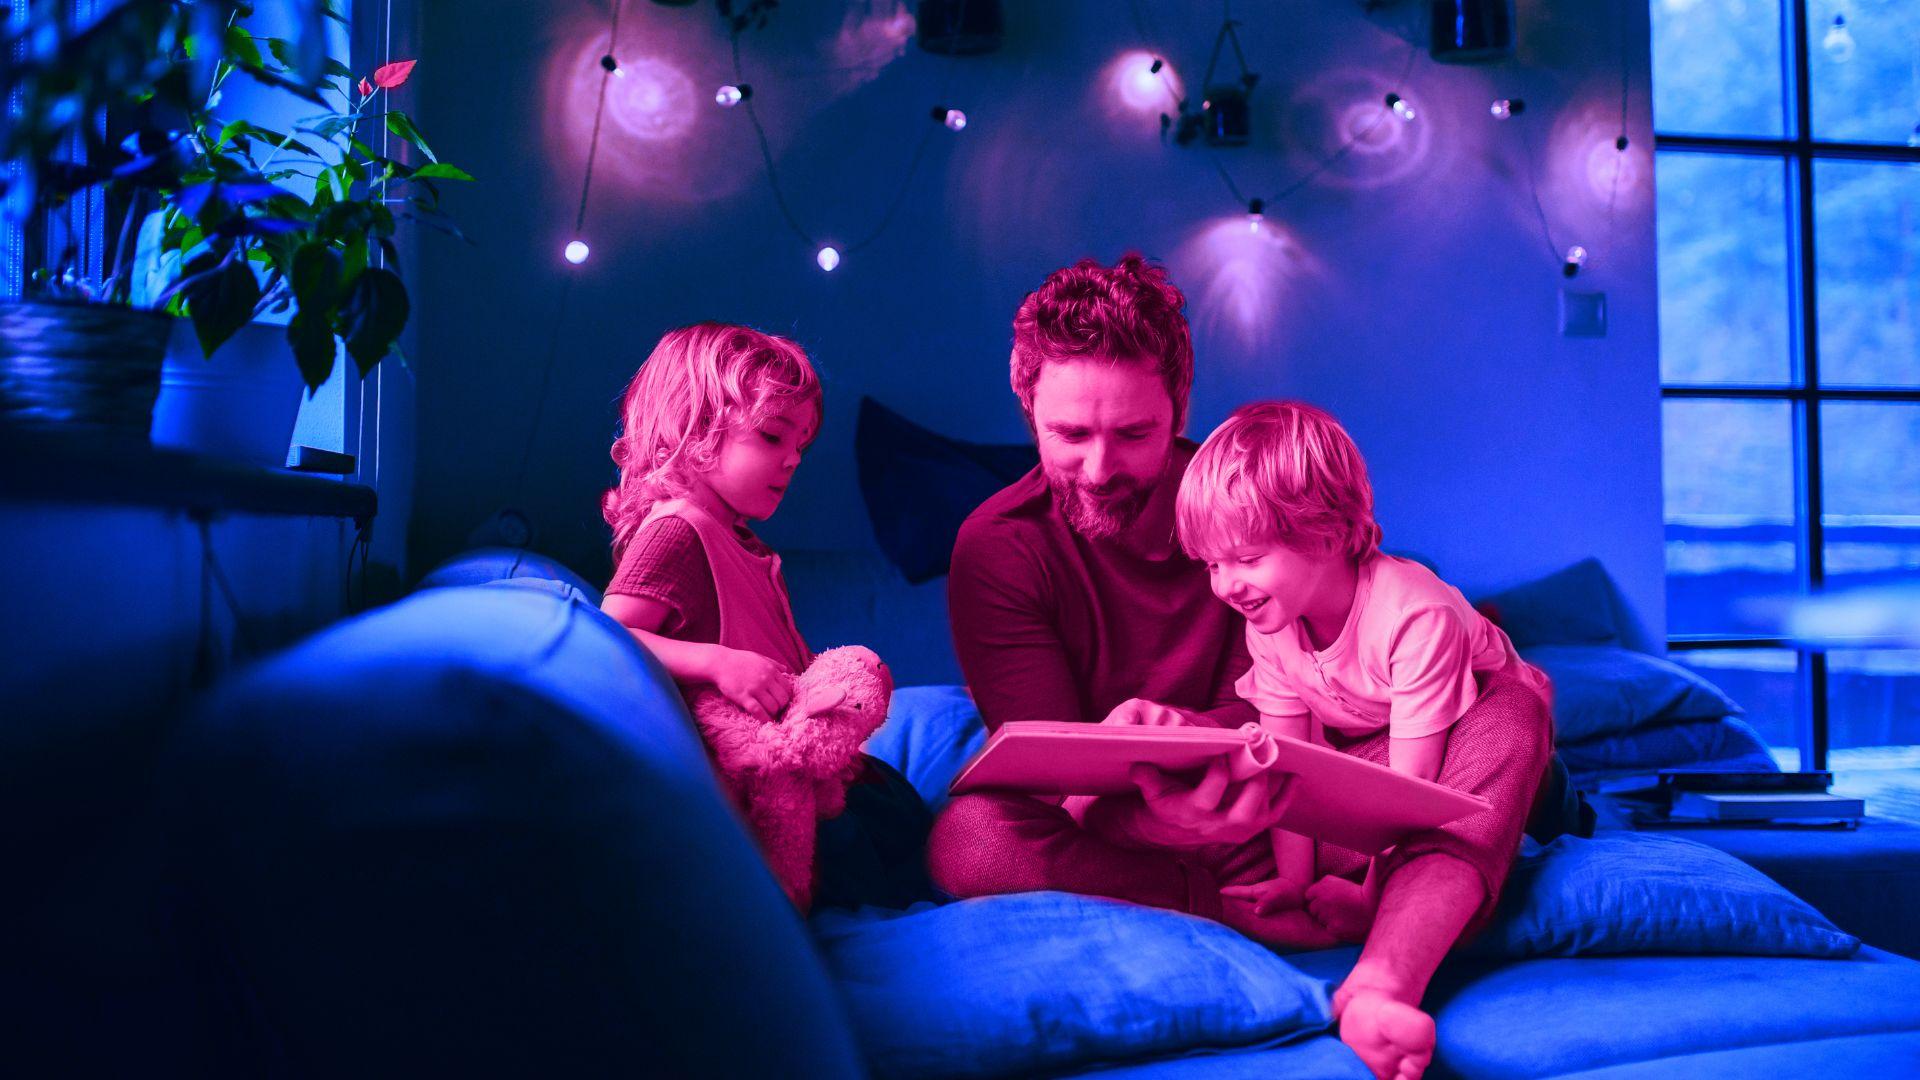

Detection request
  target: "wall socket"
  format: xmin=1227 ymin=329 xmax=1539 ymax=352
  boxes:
xmin=1560 ymin=289 xmax=1607 ymax=338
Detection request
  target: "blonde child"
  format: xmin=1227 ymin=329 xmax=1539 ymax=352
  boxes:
xmin=597 ymin=322 xmax=936 ymax=912
xmin=1174 ymin=400 xmax=1552 ymax=940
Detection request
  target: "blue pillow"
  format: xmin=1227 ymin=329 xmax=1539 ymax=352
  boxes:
xmin=863 ymin=685 xmax=987 ymax=810
xmin=1524 ymin=645 xmax=1745 ymax=743
xmin=812 ymin=892 xmax=1334 ymax=1080
xmin=1476 ymin=558 xmax=1623 ymax=649
xmin=856 ymin=397 xmax=1038 ymax=584
xmin=1465 ymin=833 xmax=1860 ymax=960
xmin=416 ymin=546 xmax=603 ymax=604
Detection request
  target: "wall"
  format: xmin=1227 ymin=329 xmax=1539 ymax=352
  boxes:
xmin=413 ymin=0 xmax=1665 ymax=642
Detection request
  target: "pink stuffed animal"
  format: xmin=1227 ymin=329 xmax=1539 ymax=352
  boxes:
xmin=687 ymin=645 xmax=893 ymax=912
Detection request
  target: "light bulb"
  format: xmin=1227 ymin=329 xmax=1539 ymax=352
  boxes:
xmin=1387 ymin=93 xmax=1416 ymax=122
xmin=933 ymin=106 xmax=967 ymax=131
xmin=564 ymin=240 xmax=590 ymax=265
xmin=716 ymin=84 xmax=750 ymax=108
xmin=1491 ymin=98 xmax=1514 ymax=120
xmin=1823 ymin=15 xmax=1855 ymax=63
xmin=816 ymin=245 xmax=841 ymax=272
xmin=1247 ymin=197 xmax=1265 ymax=233
xmin=1563 ymin=244 xmax=1588 ymax=277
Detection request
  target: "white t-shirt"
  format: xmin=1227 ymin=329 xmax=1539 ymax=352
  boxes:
xmin=1234 ymin=553 xmax=1549 ymax=740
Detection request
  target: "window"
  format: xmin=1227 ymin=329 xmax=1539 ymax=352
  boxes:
xmin=1652 ymin=0 xmax=1920 ymax=821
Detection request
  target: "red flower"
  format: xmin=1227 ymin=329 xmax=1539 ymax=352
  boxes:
xmin=357 ymin=76 xmax=373 ymax=97
xmin=372 ymin=60 xmax=417 ymax=90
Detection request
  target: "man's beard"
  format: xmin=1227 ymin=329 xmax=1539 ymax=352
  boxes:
xmin=1047 ymin=463 xmax=1165 ymax=541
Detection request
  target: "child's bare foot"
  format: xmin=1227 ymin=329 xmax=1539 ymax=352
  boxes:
xmin=1306 ymin=875 xmax=1378 ymax=943
xmin=1336 ymin=987 xmax=1435 ymax=1080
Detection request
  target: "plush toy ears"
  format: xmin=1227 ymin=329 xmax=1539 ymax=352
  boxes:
xmin=796 ymin=683 xmax=847 ymax=717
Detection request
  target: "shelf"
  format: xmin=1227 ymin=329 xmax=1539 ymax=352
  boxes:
xmin=0 ymin=429 xmax=376 ymax=522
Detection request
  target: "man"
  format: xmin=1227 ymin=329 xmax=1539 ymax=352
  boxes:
xmin=927 ymin=254 xmax=1558 ymax=1080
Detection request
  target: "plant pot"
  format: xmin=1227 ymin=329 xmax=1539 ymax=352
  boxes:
xmin=151 ymin=321 xmax=305 ymax=467
xmin=0 ymin=300 xmax=173 ymax=439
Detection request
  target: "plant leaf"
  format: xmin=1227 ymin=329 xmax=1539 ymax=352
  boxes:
xmin=372 ymin=59 xmax=417 ymax=89
xmin=224 ymin=25 xmax=263 ymax=72
xmin=412 ymin=162 xmax=473 ymax=181
xmin=288 ymin=310 xmax=336 ymax=390
xmin=184 ymin=258 xmax=262 ymax=359
xmin=384 ymin=111 xmax=437 ymax=162
xmin=290 ymin=240 xmax=345 ymax=311
xmin=338 ymin=266 xmax=409 ymax=376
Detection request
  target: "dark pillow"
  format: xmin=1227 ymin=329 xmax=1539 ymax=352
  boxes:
xmin=1465 ymin=833 xmax=1860 ymax=960
xmin=1524 ymin=644 xmax=1745 ymax=743
xmin=856 ymin=397 xmax=1037 ymax=584
xmin=1475 ymin=558 xmax=1624 ymax=649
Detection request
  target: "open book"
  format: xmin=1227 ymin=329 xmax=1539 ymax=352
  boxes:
xmin=948 ymin=721 xmax=1491 ymax=855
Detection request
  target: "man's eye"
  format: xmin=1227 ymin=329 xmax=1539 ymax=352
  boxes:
xmin=1120 ymin=431 xmax=1150 ymax=442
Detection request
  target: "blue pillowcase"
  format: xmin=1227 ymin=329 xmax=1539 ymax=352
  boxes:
xmin=812 ymin=892 xmax=1334 ymax=1080
xmin=1467 ymin=832 xmax=1860 ymax=960
xmin=864 ymin=685 xmax=988 ymax=810
xmin=415 ymin=547 xmax=603 ymax=604
xmin=1476 ymin=557 xmax=1624 ymax=649
xmin=1524 ymin=644 xmax=1745 ymax=744
xmin=856 ymin=397 xmax=1039 ymax=585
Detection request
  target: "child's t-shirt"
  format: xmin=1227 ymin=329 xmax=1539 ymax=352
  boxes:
xmin=606 ymin=515 xmax=771 ymax=645
xmin=1234 ymin=553 xmax=1549 ymax=740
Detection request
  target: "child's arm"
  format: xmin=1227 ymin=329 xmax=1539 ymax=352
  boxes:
xmin=1264 ymin=711 xmax=1315 ymax=888
xmin=602 ymin=593 xmax=792 ymax=722
xmin=1386 ymin=726 xmax=1449 ymax=783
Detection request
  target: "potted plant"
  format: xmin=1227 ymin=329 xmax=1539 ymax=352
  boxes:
xmin=2 ymin=0 xmax=469 ymax=457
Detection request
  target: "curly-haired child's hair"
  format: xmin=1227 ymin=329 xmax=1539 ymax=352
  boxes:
xmin=1176 ymin=400 xmax=1383 ymax=562
xmin=1009 ymin=252 xmax=1194 ymax=432
xmin=603 ymin=322 xmax=821 ymax=563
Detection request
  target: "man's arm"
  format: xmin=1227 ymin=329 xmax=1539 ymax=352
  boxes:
xmin=947 ymin=520 xmax=1086 ymax=730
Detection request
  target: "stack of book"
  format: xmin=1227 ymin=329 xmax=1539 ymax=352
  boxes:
xmin=1598 ymin=770 xmax=1865 ymax=828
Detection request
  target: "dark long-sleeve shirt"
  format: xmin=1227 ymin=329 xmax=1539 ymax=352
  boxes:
xmin=946 ymin=439 xmax=1256 ymax=734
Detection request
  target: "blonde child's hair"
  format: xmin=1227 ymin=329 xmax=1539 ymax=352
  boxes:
xmin=1176 ymin=400 xmax=1383 ymax=562
xmin=603 ymin=322 xmax=821 ymax=563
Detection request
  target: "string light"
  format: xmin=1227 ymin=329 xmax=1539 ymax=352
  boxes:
xmin=1246 ymin=197 xmax=1264 ymax=233
xmin=564 ymin=239 xmax=590 ymax=264
xmin=816 ymin=245 xmax=841 ymax=272
xmin=600 ymin=54 xmax=619 ymax=73
xmin=715 ymin=83 xmax=750 ymax=107
xmin=1386 ymin=92 xmax=1415 ymax=122
xmin=1491 ymin=97 xmax=1525 ymax=120
xmin=1908 ymin=121 xmax=1920 ymax=148
xmin=1562 ymin=244 xmax=1588 ymax=278
xmin=1822 ymin=14 xmax=1855 ymax=63
xmin=933 ymin=105 xmax=968 ymax=131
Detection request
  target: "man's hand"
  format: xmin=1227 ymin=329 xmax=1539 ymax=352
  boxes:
xmin=1127 ymin=755 xmax=1295 ymax=848
xmin=1101 ymin=697 xmax=1197 ymax=728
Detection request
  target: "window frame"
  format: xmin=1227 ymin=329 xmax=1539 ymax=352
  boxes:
xmin=1657 ymin=0 xmax=1920 ymax=770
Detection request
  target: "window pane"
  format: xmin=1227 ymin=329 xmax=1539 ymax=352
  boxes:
xmin=1664 ymin=399 xmax=1799 ymax=635
xmin=1808 ymin=0 xmax=1920 ymax=145
xmin=1675 ymin=649 xmax=1800 ymax=760
xmin=1815 ymin=161 xmax=1920 ymax=388
xmin=1656 ymin=154 xmax=1794 ymax=386
xmin=1821 ymin=401 xmax=1920 ymax=591
xmin=1651 ymin=0 xmax=1786 ymax=138
xmin=1829 ymin=649 xmax=1920 ymax=825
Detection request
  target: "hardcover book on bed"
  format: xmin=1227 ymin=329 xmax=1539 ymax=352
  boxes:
xmin=948 ymin=721 xmax=1491 ymax=854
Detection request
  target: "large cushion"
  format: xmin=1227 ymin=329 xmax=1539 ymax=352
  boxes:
xmin=1524 ymin=644 xmax=1745 ymax=743
xmin=158 ymin=579 xmax=864 ymax=1077
xmin=784 ymin=548 xmax=963 ymax=686
xmin=1475 ymin=559 xmax=1625 ymax=650
xmin=864 ymin=684 xmax=988 ymax=810
xmin=812 ymin=891 xmax=1335 ymax=1080
xmin=1464 ymin=833 xmax=1858 ymax=960
xmin=1288 ymin=945 xmax=1920 ymax=1079
xmin=414 ymin=545 xmax=602 ymax=603
xmin=855 ymin=396 xmax=1038 ymax=584
xmin=1558 ymin=716 xmax=1775 ymax=779
xmin=1551 ymin=1030 xmax=1920 ymax=1079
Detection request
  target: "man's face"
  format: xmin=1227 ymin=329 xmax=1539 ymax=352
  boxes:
xmin=1029 ymin=358 xmax=1176 ymax=540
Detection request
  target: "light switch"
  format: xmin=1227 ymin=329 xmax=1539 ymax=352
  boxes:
xmin=1560 ymin=289 xmax=1607 ymax=338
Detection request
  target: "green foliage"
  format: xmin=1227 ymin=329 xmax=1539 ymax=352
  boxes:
xmin=1 ymin=0 xmax=470 ymax=390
